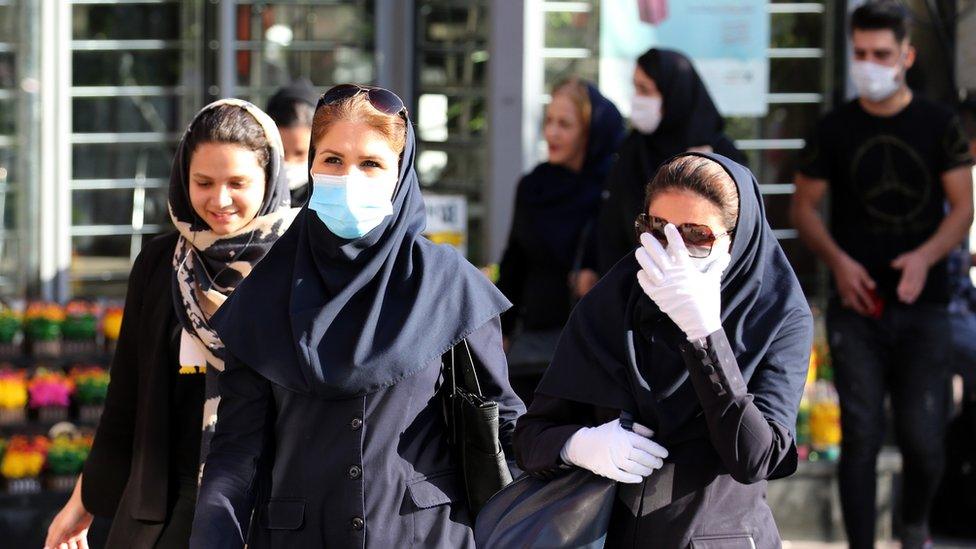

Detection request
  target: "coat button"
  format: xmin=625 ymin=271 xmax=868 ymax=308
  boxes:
xmin=348 ymin=465 xmax=362 ymax=479
xmin=351 ymin=516 xmax=365 ymax=530
xmin=694 ymin=347 xmax=708 ymax=360
xmin=350 ymin=417 xmax=363 ymax=430
xmin=702 ymin=363 xmax=715 ymax=375
xmin=711 ymin=381 xmax=725 ymax=394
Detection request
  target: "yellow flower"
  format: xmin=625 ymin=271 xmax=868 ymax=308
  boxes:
xmin=103 ymin=309 xmax=123 ymax=340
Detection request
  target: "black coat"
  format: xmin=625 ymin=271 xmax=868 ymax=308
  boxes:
xmin=514 ymin=330 xmax=794 ymax=548
xmin=190 ymin=316 xmax=525 ymax=548
xmin=81 ymin=232 xmax=186 ymax=545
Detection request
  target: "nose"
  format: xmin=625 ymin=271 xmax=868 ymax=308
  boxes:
xmin=214 ymin=184 xmax=233 ymax=209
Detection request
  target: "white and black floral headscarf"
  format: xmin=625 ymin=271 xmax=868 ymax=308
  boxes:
xmin=167 ymin=99 xmax=299 ymax=467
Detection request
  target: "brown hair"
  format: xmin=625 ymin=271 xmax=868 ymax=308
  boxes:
xmin=185 ymin=104 xmax=271 ymax=171
xmin=644 ymin=155 xmax=739 ymax=230
xmin=550 ymin=77 xmax=592 ymax=134
xmin=312 ymin=93 xmax=407 ymax=156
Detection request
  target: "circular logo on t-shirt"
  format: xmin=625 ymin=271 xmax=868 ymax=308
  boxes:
xmin=849 ymin=135 xmax=932 ymax=225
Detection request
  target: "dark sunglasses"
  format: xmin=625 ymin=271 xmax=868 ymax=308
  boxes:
xmin=634 ymin=213 xmax=733 ymax=259
xmin=321 ymin=84 xmax=406 ymax=117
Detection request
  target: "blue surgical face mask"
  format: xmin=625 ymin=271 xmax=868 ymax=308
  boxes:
xmin=308 ymin=171 xmax=398 ymax=239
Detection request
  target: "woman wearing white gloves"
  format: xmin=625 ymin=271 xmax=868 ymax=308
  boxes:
xmin=514 ymin=153 xmax=813 ymax=547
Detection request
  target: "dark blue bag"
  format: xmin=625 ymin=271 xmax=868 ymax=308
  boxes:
xmin=473 ymin=413 xmax=635 ymax=548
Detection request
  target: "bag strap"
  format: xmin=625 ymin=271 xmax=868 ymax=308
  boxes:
xmin=441 ymin=339 xmax=486 ymax=448
xmin=442 ymin=339 xmax=483 ymax=396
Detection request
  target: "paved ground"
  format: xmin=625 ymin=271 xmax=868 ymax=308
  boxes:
xmin=784 ymin=541 xmax=976 ymax=548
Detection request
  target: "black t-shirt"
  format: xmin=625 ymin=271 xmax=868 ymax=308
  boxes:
xmin=798 ymin=97 xmax=973 ymax=304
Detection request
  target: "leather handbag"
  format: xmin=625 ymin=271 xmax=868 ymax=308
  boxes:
xmin=473 ymin=413 xmax=636 ymax=548
xmin=441 ymin=339 xmax=513 ymax=516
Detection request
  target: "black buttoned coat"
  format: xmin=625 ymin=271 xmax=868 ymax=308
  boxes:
xmin=189 ymin=316 xmax=524 ymax=548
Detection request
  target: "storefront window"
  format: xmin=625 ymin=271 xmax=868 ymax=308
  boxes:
xmin=68 ymin=0 xmax=190 ymax=297
xmin=415 ymin=0 xmax=489 ymax=261
xmin=0 ymin=0 xmax=27 ymax=297
xmin=232 ymin=1 xmax=375 ymax=106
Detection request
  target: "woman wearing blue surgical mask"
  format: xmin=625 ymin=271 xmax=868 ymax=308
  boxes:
xmin=189 ymin=85 xmax=525 ymax=548
xmin=597 ymin=48 xmax=745 ymax=274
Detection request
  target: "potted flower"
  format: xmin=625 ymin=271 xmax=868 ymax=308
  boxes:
xmin=45 ymin=432 xmax=91 ymax=492
xmin=0 ymin=307 xmax=21 ymax=359
xmin=70 ymin=365 xmax=110 ymax=423
xmin=0 ymin=368 xmax=28 ymax=425
xmin=28 ymin=368 xmax=74 ymax=423
xmin=1 ymin=435 xmax=48 ymax=494
xmin=62 ymin=301 xmax=100 ymax=357
xmin=24 ymin=302 xmax=65 ymax=359
xmin=102 ymin=306 xmax=123 ymax=356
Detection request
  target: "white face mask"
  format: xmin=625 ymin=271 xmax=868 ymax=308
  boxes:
xmin=284 ymin=162 xmax=309 ymax=191
xmin=689 ymin=249 xmax=731 ymax=275
xmin=850 ymin=60 xmax=901 ymax=102
xmin=630 ymin=95 xmax=663 ymax=135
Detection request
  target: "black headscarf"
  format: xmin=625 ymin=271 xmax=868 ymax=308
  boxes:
xmin=539 ymin=152 xmax=812 ymax=464
xmin=265 ymin=78 xmax=318 ymax=126
xmin=210 ymin=95 xmax=511 ymax=399
xmin=511 ymin=82 xmax=626 ymax=269
xmin=597 ymin=49 xmax=746 ymax=272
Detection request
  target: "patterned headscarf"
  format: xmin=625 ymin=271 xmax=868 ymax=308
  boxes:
xmin=167 ymin=99 xmax=299 ymax=466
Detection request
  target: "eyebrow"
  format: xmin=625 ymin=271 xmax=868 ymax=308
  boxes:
xmin=320 ymin=148 xmax=384 ymax=161
xmin=190 ymin=172 xmax=250 ymax=181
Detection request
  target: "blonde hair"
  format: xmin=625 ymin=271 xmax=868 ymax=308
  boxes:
xmin=550 ymin=77 xmax=592 ymax=133
xmin=312 ymin=92 xmax=407 ymax=155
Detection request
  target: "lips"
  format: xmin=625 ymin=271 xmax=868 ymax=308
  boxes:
xmin=207 ymin=210 xmax=239 ymax=224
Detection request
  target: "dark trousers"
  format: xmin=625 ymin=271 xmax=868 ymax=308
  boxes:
xmin=827 ymin=301 xmax=950 ymax=548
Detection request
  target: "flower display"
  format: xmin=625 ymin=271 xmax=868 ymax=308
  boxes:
xmin=23 ymin=303 xmax=65 ymax=342
xmin=70 ymin=366 xmax=109 ymax=405
xmin=46 ymin=433 xmax=92 ymax=476
xmin=28 ymin=369 xmax=74 ymax=409
xmin=102 ymin=307 xmax=123 ymax=342
xmin=62 ymin=301 xmax=99 ymax=342
xmin=0 ymin=435 xmax=47 ymax=479
xmin=0 ymin=369 xmax=27 ymax=410
xmin=0 ymin=308 xmax=20 ymax=344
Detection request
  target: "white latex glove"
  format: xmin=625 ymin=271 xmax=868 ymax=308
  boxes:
xmin=634 ymin=224 xmax=731 ymax=341
xmin=560 ymin=419 xmax=668 ymax=484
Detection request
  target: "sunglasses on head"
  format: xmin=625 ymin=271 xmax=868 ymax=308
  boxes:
xmin=321 ymin=84 xmax=406 ymax=117
xmin=634 ymin=213 xmax=733 ymax=259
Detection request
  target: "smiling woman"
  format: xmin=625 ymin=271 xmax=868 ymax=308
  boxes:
xmin=188 ymin=143 xmax=267 ymax=235
xmin=44 ymin=100 xmax=298 ymax=549
xmin=182 ymin=105 xmax=273 ymax=235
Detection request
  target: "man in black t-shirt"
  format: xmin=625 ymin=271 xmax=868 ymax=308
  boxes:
xmin=791 ymin=2 xmax=973 ymax=548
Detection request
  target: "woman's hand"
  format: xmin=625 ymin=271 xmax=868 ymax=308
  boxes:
xmin=634 ymin=225 xmax=730 ymax=341
xmin=569 ymin=268 xmax=599 ymax=299
xmin=44 ymin=477 xmax=92 ymax=549
xmin=560 ymin=419 xmax=668 ymax=483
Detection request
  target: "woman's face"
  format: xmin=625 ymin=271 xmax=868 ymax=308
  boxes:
xmin=188 ymin=142 xmax=267 ymax=235
xmin=543 ymin=93 xmax=587 ymax=172
xmin=647 ymin=189 xmax=732 ymax=259
xmin=310 ymin=120 xmax=400 ymax=196
xmin=633 ymin=66 xmax=663 ymax=100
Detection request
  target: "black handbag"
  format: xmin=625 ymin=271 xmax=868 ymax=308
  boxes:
xmin=473 ymin=413 xmax=636 ymax=548
xmin=441 ymin=339 xmax=514 ymax=516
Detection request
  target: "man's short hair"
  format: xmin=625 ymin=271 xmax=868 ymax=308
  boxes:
xmin=850 ymin=0 xmax=911 ymax=42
